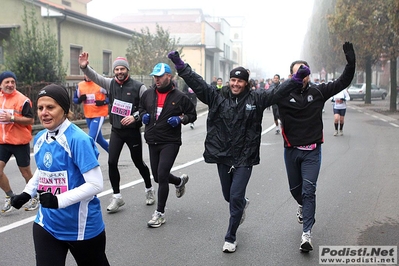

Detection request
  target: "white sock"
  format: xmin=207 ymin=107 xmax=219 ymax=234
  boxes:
xmin=145 ymin=187 xmax=153 ymax=192
xmin=177 ymin=177 xmax=183 ymax=187
xmin=113 ymin=193 xmax=122 ymax=199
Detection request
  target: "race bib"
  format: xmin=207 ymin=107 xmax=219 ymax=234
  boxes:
xmin=111 ymin=99 xmax=133 ymax=117
xmin=85 ymin=93 xmax=96 ymax=105
xmin=37 ymin=170 xmax=69 ymax=195
xmin=296 ymin=143 xmax=317 ymax=151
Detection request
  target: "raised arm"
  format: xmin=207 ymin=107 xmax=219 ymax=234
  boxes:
xmin=78 ymin=52 xmax=112 ymax=90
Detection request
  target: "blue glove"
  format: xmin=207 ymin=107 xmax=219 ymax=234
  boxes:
xmin=142 ymin=113 xmax=150 ymax=125
xmin=167 ymin=116 xmax=181 ymax=127
xmin=292 ymin=65 xmax=311 ymax=84
xmin=37 ymin=190 xmax=58 ymax=209
xmin=168 ymin=51 xmax=185 ymax=70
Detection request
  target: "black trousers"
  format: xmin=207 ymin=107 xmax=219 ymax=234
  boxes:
xmin=108 ymin=127 xmax=152 ymax=193
xmin=33 ymin=223 xmax=110 ymax=266
xmin=148 ymin=143 xmax=181 ymax=213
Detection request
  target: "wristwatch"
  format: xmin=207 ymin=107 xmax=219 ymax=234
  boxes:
xmin=10 ymin=115 xmax=14 ymax=122
xmin=133 ymin=112 xmax=140 ymax=121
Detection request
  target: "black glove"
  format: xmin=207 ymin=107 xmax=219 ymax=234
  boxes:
xmin=168 ymin=51 xmax=185 ymax=70
xmin=38 ymin=190 xmax=58 ymax=209
xmin=77 ymin=94 xmax=87 ymax=104
xmin=95 ymin=100 xmax=107 ymax=106
xmin=292 ymin=65 xmax=311 ymax=83
xmin=343 ymin=42 xmax=356 ymax=67
xmin=11 ymin=192 xmax=31 ymax=209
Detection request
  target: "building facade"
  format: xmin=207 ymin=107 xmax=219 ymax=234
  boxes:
xmin=0 ymin=0 xmax=136 ymax=86
xmin=111 ymin=9 xmax=244 ymax=84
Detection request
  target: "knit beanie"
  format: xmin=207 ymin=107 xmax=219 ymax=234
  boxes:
xmin=0 ymin=71 xmax=17 ymax=85
xmin=37 ymin=84 xmax=70 ymax=114
xmin=112 ymin=57 xmax=130 ymax=71
xmin=230 ymin=67 xmax=249 ymax=82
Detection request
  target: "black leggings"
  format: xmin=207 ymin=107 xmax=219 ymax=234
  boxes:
xmin=108 ymin=127 xmax=152 ymax=193
xmin=148 ymin=143 xmax=181 ymax=213
xmin=33 ymin=223 xmax=110 ymax=266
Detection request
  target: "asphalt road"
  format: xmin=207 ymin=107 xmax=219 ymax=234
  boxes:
xmin=1 ymin=101 xmax=398 ymax=266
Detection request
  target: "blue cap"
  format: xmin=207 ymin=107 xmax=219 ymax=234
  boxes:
xmin=150 ymin=63 xmax=171 ymax=76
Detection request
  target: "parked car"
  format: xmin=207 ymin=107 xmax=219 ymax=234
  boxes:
xmin=347 ymin=83 xmax=387 ymax=100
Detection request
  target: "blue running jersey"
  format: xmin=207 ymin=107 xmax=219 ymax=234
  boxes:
xmin=33 ymin=122 xmax=105 ymax=241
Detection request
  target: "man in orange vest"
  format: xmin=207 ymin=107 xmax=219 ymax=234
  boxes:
xmin=0 ymin=71 xmax=37 ymax=213
xmin=73 ymin=74 xmax=109 ymax=152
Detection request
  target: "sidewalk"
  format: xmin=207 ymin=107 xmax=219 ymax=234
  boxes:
xmin=347 ymin=99 xmax=399 ymax=121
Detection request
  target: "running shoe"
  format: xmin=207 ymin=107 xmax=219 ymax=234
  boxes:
xmin=223 ymin=241 xmax=237 ymax=253
xmin=1 ymin=196 xmax=12 ymax=213
xmin=147 ymin=210 xmax=165 ymax=228
xmin=145 ymin=188 xmax=155 ymax=205
xmin=106 ymin=197 xmax=125 ymax=213
xmin=300 ymin=232 xmax=313 ymax=252
xmin=240 ymin=197 xmax=250 ymax=225
xmin=297 ymin=205 xmax=303 ymax=224
xmin=25 ymin=196 xmax=39 ymax=211
xmin=176 ymin=174 xmax=189 ymax=198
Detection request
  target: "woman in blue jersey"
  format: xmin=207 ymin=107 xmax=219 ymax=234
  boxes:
xmin=11 ymin=84 xmax=109 ymax=266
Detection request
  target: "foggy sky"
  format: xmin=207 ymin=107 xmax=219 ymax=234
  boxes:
xmin=87 ymin=0 xmax=315 ymax=79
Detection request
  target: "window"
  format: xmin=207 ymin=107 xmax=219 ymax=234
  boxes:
xmin=103 ymin=52 xmax=112 ymax=76
xmin=70 ymin=46 xmax=81 ymax=75
xmin=62 ymin=1 xmax=71 ymax=7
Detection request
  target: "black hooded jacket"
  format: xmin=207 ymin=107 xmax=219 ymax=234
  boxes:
xmin=139 ymin=82 xmax=197 ymax=145
xmin=178 ymin=64 xmax=302 ymax=167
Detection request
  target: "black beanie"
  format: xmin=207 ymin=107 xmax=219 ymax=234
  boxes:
xmin=230 ymin=67 xmax=249 ymax=82
xmin=37 ymin=84 xmax=70 ymax=114
xmin=0 ymin=71 xmax=17 ymax=85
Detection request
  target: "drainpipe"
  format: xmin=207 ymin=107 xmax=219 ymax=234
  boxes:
xmin=57 ymin=15 xmax=67 ymax=64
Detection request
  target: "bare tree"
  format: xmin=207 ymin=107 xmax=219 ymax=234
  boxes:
xmin=126 ymin=24 xmax=182 ymax=76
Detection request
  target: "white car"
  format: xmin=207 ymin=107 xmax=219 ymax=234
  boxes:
xmin=347 ymin=83 xmax=387 ymax=100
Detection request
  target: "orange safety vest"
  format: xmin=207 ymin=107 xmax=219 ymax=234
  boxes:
xmin=0 ymin=90 xmax=32 ymax=145
xmin=77 ymin=81 xmax=108 ymax=118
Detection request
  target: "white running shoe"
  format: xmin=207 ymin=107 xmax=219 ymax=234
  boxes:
xmin=1 ymin=196 xmax=12 ymax=213
xmin=147 ymin=210 xmax=165 ymax=228
xmin=25 ymin=196 xmax=39 ymax=211
xmin=107 ymin=197 xmax=125 ymax=213
xmin=296 ymin=205 xmax=303 ymax=224
xmin=223 ymin=241 xmax=237 ymax=253
xmin=300 ymin=232 xmax=313 ymax=252
xmin=176 ymin=174 xmax=189 ymax=198
xmin=240 ymin=197 xmax=250 ymax=225
xmin=145 ymin=188 xmax=155 ymax=205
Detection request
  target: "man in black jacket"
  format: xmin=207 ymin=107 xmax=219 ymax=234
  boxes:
xmin=140 ymin=63 xmax=197 ymax=228
xmin=168 ymin=51 xmax=310 ymax=253
xmin=78 ymin=53 xmax=155 ymax=212
xmin=277 ymin=42 xmax=356 ymax=252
